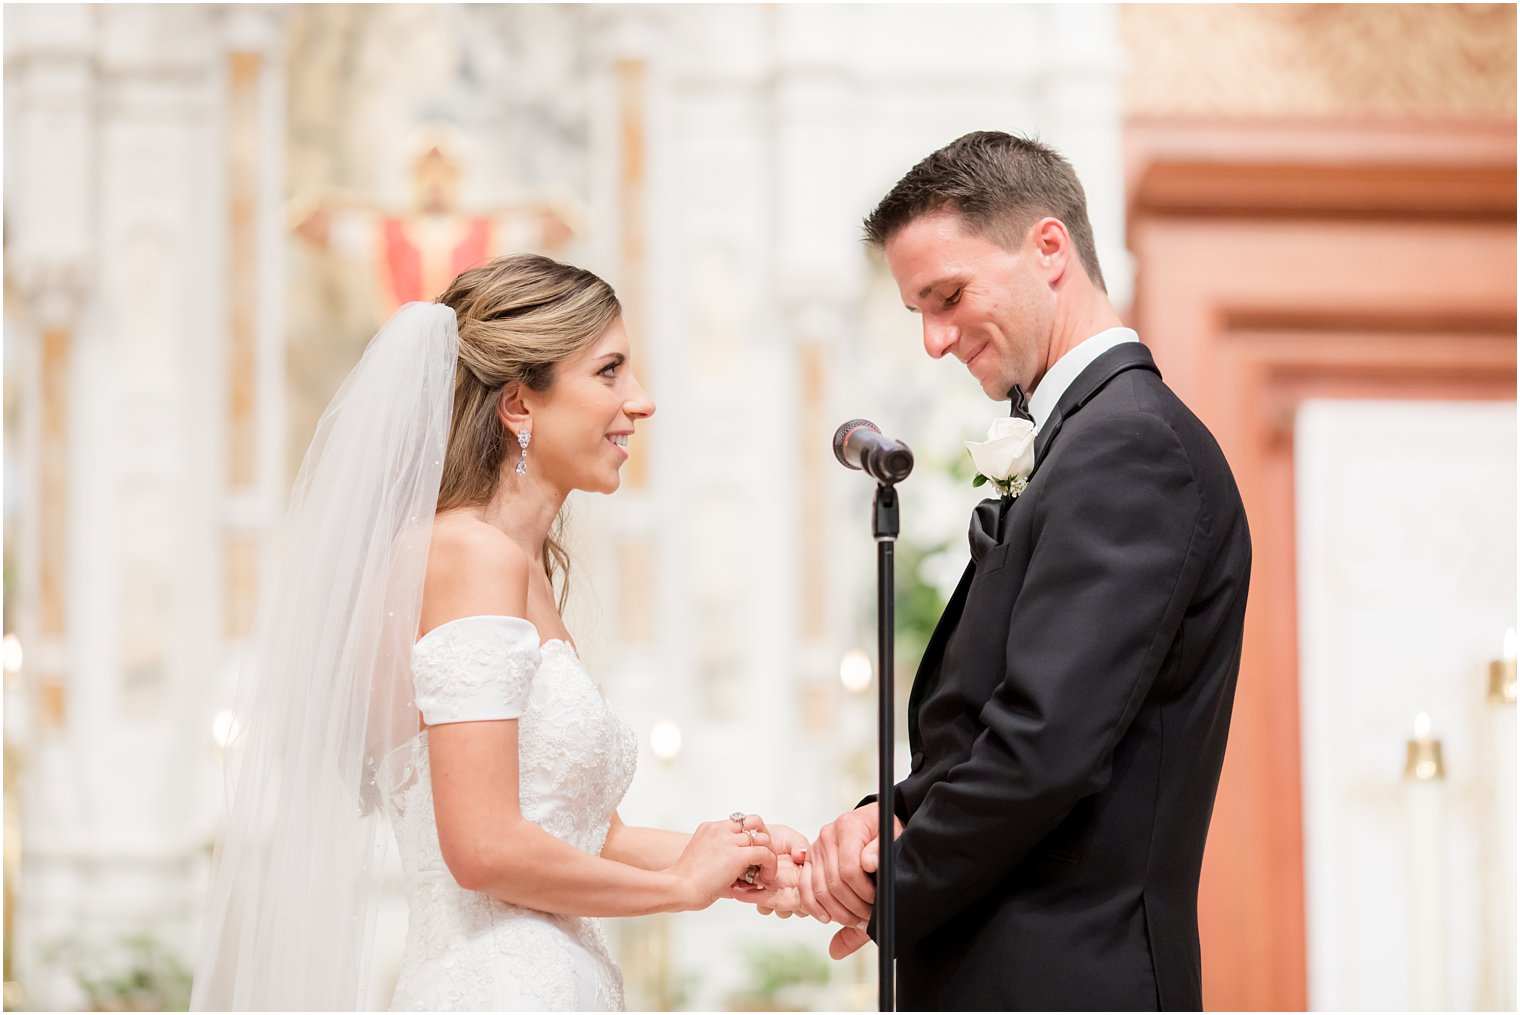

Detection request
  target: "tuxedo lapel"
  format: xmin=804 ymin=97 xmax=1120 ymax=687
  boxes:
xmin=1032 ymin=406 xmax=1064 ymax=468
xmin=911 ymin=346 xmax=1161 ymax=752
xmin=907 ymin=560 xmax=976 ymax=723
xmin=1031 ymin=342 xmax=1161 ymax=474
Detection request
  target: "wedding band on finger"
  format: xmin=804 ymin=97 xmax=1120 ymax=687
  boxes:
xmin=742 ymin=864 xmax=760 ymax=885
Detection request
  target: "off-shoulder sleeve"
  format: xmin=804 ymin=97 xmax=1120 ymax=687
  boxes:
xmin=410 ymin=615 xmax=542 ymax=725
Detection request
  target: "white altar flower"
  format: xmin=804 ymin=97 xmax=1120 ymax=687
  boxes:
xmin=966 ymin=417 xmax=1036 ymax=499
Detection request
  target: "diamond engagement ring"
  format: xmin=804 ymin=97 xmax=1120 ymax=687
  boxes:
xmin=730 ymin=812 xmax=761 ymax=885
xmin=744 ymin=828 xmax=761 ymax=882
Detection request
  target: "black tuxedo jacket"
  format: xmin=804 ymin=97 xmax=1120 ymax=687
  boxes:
xmin=871 ymin=342 xmax=1251 ymax=1011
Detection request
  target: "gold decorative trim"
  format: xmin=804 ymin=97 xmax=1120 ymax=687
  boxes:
xmin=228 ymin=51 xmax=260 ymax=489
xmin=616 ymin=539 xmax=653 ymax=644
xmin=616 ymin=58 xmax=649 ymax=491
xmin=226 ymin=51 xmax=261 ymax=637
xmin=800 ymin=343 xmax=827 ymax=639
xmin=1121 ymin=5 xmax=1516 ymax=120
xmin=39 ymin=327 xmax=68 ymax=640
xmin=225 ymin=536 xmax=259 ymax=639
xmin=37 ymin=680 xmax=65 ymax=731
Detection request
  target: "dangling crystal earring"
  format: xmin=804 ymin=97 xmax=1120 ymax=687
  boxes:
xmin=515 ymin=429 xmax=531 ymax=476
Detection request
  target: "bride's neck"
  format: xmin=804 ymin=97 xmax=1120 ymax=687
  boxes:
xmin=478 ymin=469 xmax=566 ymax=562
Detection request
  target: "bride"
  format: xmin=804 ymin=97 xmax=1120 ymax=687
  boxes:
xmin=191 ymin=255 xmax=806 ymax=1011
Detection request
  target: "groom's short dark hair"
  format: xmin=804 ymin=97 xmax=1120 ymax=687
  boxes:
xmin=863 ymin=131 xmax=1107 ymax=294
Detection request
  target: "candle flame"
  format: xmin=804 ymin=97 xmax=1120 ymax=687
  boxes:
xmin=1413 ymin=711 xmax=1431 ymax=739
xmin=1505 ymin=627 xmax=1517 ymax=662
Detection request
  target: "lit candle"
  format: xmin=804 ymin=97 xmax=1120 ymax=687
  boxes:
xmin=1489 ymin=630 xmax=1516 ymax=1010
xmin=1404 ymin=711 xmax=1447 ymax=1011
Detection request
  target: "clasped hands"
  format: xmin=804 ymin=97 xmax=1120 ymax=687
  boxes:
xmin=729 ymin=804 xmax=902 ymax=960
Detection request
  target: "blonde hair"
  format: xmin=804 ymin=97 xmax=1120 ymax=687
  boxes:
xmin=435 ymin=254 xmax=622 ymax=606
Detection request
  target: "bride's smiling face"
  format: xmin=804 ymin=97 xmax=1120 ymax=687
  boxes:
xmin=524 ymin=317 xmax=654 ymax=495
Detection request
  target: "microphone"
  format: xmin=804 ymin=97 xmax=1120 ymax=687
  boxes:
xmin=833 ymin=419 xmax=914 ymax=484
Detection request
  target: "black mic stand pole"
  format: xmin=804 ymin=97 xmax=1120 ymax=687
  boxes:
xmin=872 ymin=481 xmax=898 ymax=1012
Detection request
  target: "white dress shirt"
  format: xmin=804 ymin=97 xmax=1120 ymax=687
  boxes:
xmin=1027 ymin=327 xmax=1140 ymax=431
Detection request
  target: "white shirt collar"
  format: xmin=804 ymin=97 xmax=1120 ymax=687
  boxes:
xmin=1026 ymin=327 xmax=1140 ymax=430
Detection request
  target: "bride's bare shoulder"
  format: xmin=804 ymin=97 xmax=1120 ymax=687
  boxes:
xmin=428 ymin=511 xmax=528 ymax=563
xmin=421 ymin=512 xmax=530 ymax=627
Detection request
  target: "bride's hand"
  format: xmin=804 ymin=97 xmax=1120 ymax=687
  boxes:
xmin=667 ymin=815 xmax=778 ymax=910
xmin=730 ymin=850 xmax=805 ymax=916
xmin=729 ymin=822 xmax=809 ymax=917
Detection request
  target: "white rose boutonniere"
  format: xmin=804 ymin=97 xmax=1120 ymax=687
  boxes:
xmin=966 ymin=417 xmax=1037 ymax=499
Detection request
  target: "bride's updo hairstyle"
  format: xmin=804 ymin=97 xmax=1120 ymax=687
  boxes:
xmin=435 ymin=253 xmax=622 ymax=601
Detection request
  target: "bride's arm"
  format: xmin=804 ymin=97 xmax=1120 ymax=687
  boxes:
xmin=603 ymin=812 xmax=811 ymax=919
xmin=601 ymin=813 xmax=689 ymax=870
xmin=422 ymin=522 xmax=774 ymax=918
xmin=431 ymin=720 xmax=764 ymax=916
xmin=602 ymin=813 xmax=810 ymax=871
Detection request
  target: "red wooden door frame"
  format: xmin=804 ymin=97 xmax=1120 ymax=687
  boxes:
xmin=1126 ymin=118 xmax=1517 ymax=1010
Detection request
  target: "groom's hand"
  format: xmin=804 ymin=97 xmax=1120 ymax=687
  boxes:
xmin=827 ymin=838 xmax=879 ymax=959
xmin=803 ymin=805 xmax=889 ymax=927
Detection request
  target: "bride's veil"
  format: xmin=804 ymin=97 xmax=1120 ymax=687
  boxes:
xmin=191 ymin=302 xmax=458 ymax=1009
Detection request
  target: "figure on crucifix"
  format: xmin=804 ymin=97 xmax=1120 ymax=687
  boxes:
xmin=292 ymin=131 xmax=583 ymax=320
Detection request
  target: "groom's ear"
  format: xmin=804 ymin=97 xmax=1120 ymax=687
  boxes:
xmin=496 ymin=382 xmax=532 ymax=433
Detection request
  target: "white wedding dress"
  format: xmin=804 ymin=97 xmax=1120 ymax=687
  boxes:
xmin=379 ymin=615 xmax=638 ymax=1011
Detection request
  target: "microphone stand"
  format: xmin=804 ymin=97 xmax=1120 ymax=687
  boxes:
xmin=831 ymin=418 xmax=910 ymax=1011
xmin=872 ymin=481 xmax=898 ymax=1012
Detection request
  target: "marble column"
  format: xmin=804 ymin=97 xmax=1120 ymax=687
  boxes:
xmin=4 ymin=6 xmax=288 ymax=1007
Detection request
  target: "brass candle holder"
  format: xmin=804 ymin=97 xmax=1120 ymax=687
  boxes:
xmin=1490 ymin=628 xmax=1517 ymax=705
xmin=1404 ymin=712 xmax=1446 ymax=781
xmin=1491 ymin=658 xmax=1517 ymax=705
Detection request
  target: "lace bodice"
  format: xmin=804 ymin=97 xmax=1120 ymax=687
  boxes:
xmin=380 ymin=617 xmax=639 ymax=1010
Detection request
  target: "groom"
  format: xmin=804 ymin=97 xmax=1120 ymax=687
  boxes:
xmin=799 ymin=132 xmax=1252 ymax=1010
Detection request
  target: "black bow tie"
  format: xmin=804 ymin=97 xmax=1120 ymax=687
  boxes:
xmin=968 ymin=497 xmax=1009 ymax=566
xmin=1008 ymin=385 xmax=1035 ymax=424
